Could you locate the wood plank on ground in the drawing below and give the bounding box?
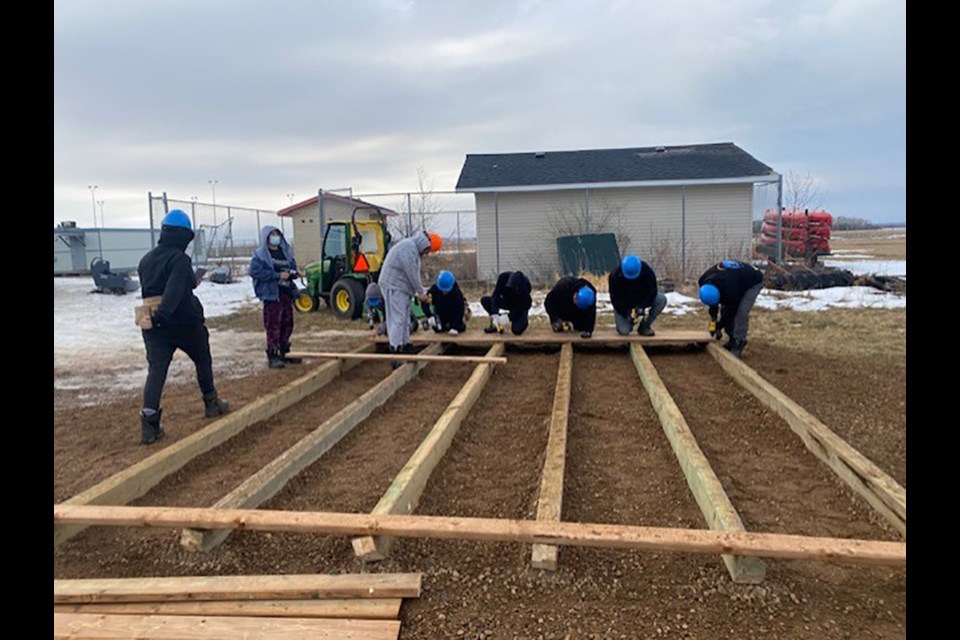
[53,573,421,603]
[54,343,374,548]
[352,344,505,561]
[53,598,402,619]
[375,329,710,346]
[531,343,573,571]
[53,613,400,640]
[706,342,906,537]
[180,343,443,552]
[630,344,767,583]
[287,351,506,365]
[54,505,907,567]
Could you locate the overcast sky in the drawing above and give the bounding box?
[54,0,905,229]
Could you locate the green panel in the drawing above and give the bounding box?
[556,233,621,276]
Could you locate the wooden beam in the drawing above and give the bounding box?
[352,344,505,561]
[375,329,711,346]
[54,505,908,567]
[630,344,767,583]
[53,613,400,640]
[706,343,907,537]
[180,343,443,552]
[53,343,375,549]
[54,573,421,603]
[531,343,573,571]
[53,599,403,619]
[288,351,507,365]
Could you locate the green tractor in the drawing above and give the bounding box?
[294,206,393,319]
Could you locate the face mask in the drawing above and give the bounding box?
[269,235,281,246]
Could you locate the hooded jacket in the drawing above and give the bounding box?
[250,226,299,302]
[608,261,658,317]
[426,281,467,328]
[137,225,205,327]
[698,261,764,330]
[489,271,533,315]
[377,233,431,296]
[544,276,597,333]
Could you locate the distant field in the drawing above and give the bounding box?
[831,227,906,259]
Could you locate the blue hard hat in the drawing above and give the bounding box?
[437,270,456,293]
[699,284,720,306]
[721,260,742,269]
[161,209,192,230]
[621,255,642,280]
[575,286,596,309]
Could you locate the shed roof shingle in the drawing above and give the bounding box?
[455,142,776,191]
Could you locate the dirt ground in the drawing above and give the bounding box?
[53,312,906,638]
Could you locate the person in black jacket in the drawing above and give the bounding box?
[424,270,469,334]
[135,210,230,445]
[480,271,532,335]
[545,276,597,338]
[698,259,765,358]
[609,255,667,337]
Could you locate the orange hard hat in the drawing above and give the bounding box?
[427,232,443,253]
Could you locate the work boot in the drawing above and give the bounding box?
[638,321,656,337]
[203,391,231,418]
[402,343,415,354]
[722,338,735,352]
[389,346,403,370]
[140,409,164,445]
[728,338,747,358]
[280,344,302,365]
[483,323,498,334]
[267,348,286,369]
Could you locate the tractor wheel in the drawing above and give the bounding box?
[330,278,365,320]
[294,293,317,313]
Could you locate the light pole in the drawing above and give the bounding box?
[97,200,105,227]
[286,193,295,205]
[87,185,98,226]
[209,179,218,226]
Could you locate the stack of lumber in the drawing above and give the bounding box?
[53,573,421,639]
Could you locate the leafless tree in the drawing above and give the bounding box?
[391,166,442,239]
[783,169,826,213]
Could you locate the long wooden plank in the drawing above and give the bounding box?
[630,344,767,583]
[53,613,400,640]
[375,328,711,346]
[53,573,421,603]
[54,343,374,549]
[288,351,507,365]
[352,344,505,561]
[706,343,907,537]
[180,343,443,552]
[531,343,573,571]
[54,505,908,567]
[53,599,402,619]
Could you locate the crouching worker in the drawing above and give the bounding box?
[480,271,532,335]
[377,230,442,367]
[135,210,230,445]
[697,259,764,358]
[609,255,667,336]
[424,270,469,335]
[250,226,302,369]
[545,276,597,339]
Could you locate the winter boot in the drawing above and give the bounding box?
[267,348,286,369]
[140,409,165,445]
[280,344,302,365]
[203,391,231,418]
[637,320,656,337]
[728,338,747,358]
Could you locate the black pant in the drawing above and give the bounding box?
[142,323,216,411]
[480,296,530,335]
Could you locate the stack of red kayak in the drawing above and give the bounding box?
[759,209,832,256]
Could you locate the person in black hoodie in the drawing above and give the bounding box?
[424,270,469,334]
[545,276,597,339]
[609,255,667,337]
[480,271,532,335]
[135,210,230,445]
[697,259,765,358]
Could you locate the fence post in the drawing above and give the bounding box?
[494,192,501,274]
[775,174,784,263]
[681,186,687,281]
[406,193,413,236]
[148,192,156,248]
